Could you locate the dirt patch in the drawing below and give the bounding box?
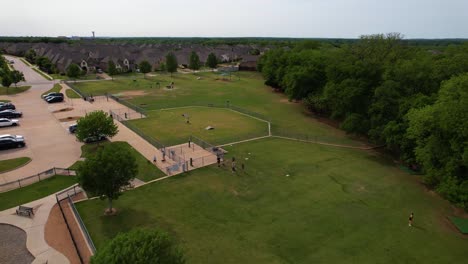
[279,98,297,104]
[214,78,231,82]
[120,90,147,97]
[45,204,81,264]
[52,107,74,113]
[59,116,81,122]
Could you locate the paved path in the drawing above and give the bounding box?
[0,56,82,184]
[0,193,70,264]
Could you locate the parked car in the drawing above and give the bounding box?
[69,124,77,133]
[0,137,25,150]
[0,103,16,111]
[0,134,24,140]
[42,92,64,99]
[46,96,64,103]
[84,135,106,143]
[0,118,19,127]
[0,110,22,118]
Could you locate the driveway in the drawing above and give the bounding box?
[0,56,82,184]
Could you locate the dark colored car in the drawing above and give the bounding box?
[0,137,25,150]
[69,124,77,133]
[42,92,64,99]
[0,103,16,111]
[0,110,23,118]
[84,135,107,143]
[46,96,64,103]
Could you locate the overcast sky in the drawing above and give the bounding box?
[1,0,467,38]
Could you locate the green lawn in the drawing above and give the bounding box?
[74,72,361,146]
[66,89,81,98]
[129,106,269,146]
[0,99,11,103]
[0,157,31,173]
[41,83,62,97]
[75,141,165,182]
[0,86,31,95]
[0,175,77,211]
[76,138,468,263]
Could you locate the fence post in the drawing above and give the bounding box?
[38,174,41,181]
[18,179,21,188]
[53,167,56,175]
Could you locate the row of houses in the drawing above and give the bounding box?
[0,42,264,73]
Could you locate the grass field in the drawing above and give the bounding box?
[72,141,165,182]
[74,72,361,146]
[0,99,11,103]
[32,67,53,80]
[0,175,77,211]
[65,89,81,99]
[0,85,31,95]
[129,106,269,146]
[450,217,468,234]
[76,138,468,263]
[0,157,31,173]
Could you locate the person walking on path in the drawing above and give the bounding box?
[161,149,166,162]
[217,155,221,167]
[408,212,414,227]
[153,155,157,163]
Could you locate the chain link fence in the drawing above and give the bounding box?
[0,167,75,193]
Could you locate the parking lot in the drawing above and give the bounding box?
[0,56,82,184]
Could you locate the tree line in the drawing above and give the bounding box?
[258,34,468,209]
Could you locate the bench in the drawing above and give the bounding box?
[16,206,34,217]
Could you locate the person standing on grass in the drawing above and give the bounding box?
[217,155,221,167]
[408,212,414,227]
[231,157,236,172]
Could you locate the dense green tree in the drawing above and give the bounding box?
[91,229,185,264]
[165,53,178,77]
[78,143,137,213]
[189,51,201,70]
[107,61,117,80]
[10,70,25,87]
[206,52,217,70]
[25,49,37,63]
[139,60,152,78]
[407,73,468,208]
[1,73,12,92]
[66,63,82,81]
[75,110,118,143]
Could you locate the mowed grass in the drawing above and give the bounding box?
[41,83,62,97]
[0,86,31,95]
[74,72,361,146]
[76,138,468,263]
[65,89,81,98]
[0,157,31,173]
[129,106,269,146]
[0,175,77,211]
[74,141,165,182]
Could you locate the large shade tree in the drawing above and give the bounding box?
[10,70,25,87]
[166,53,178,77]
[107,60,117,80]
[91,229,185,264]
[78,143,137,213]
[75,110,118,144]
[188,51,200,70]
[139,60,152,79]
[206,52,217,70]
[66,63,82,82]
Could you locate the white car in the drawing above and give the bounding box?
[0,134,24,140]
[0,118,19,127]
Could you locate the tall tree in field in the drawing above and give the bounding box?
[166,53,178,77]
[66,63,82,82]
[78,143,137,213]
[91,229,185,264]
[1,73,12,94]
[188,51,200,70]
[206,52,218,70]
[25,49,37,63]
[10,70,25,87]
[75,110,118,144]
[139,60,152,79]
[107,61,117,81]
